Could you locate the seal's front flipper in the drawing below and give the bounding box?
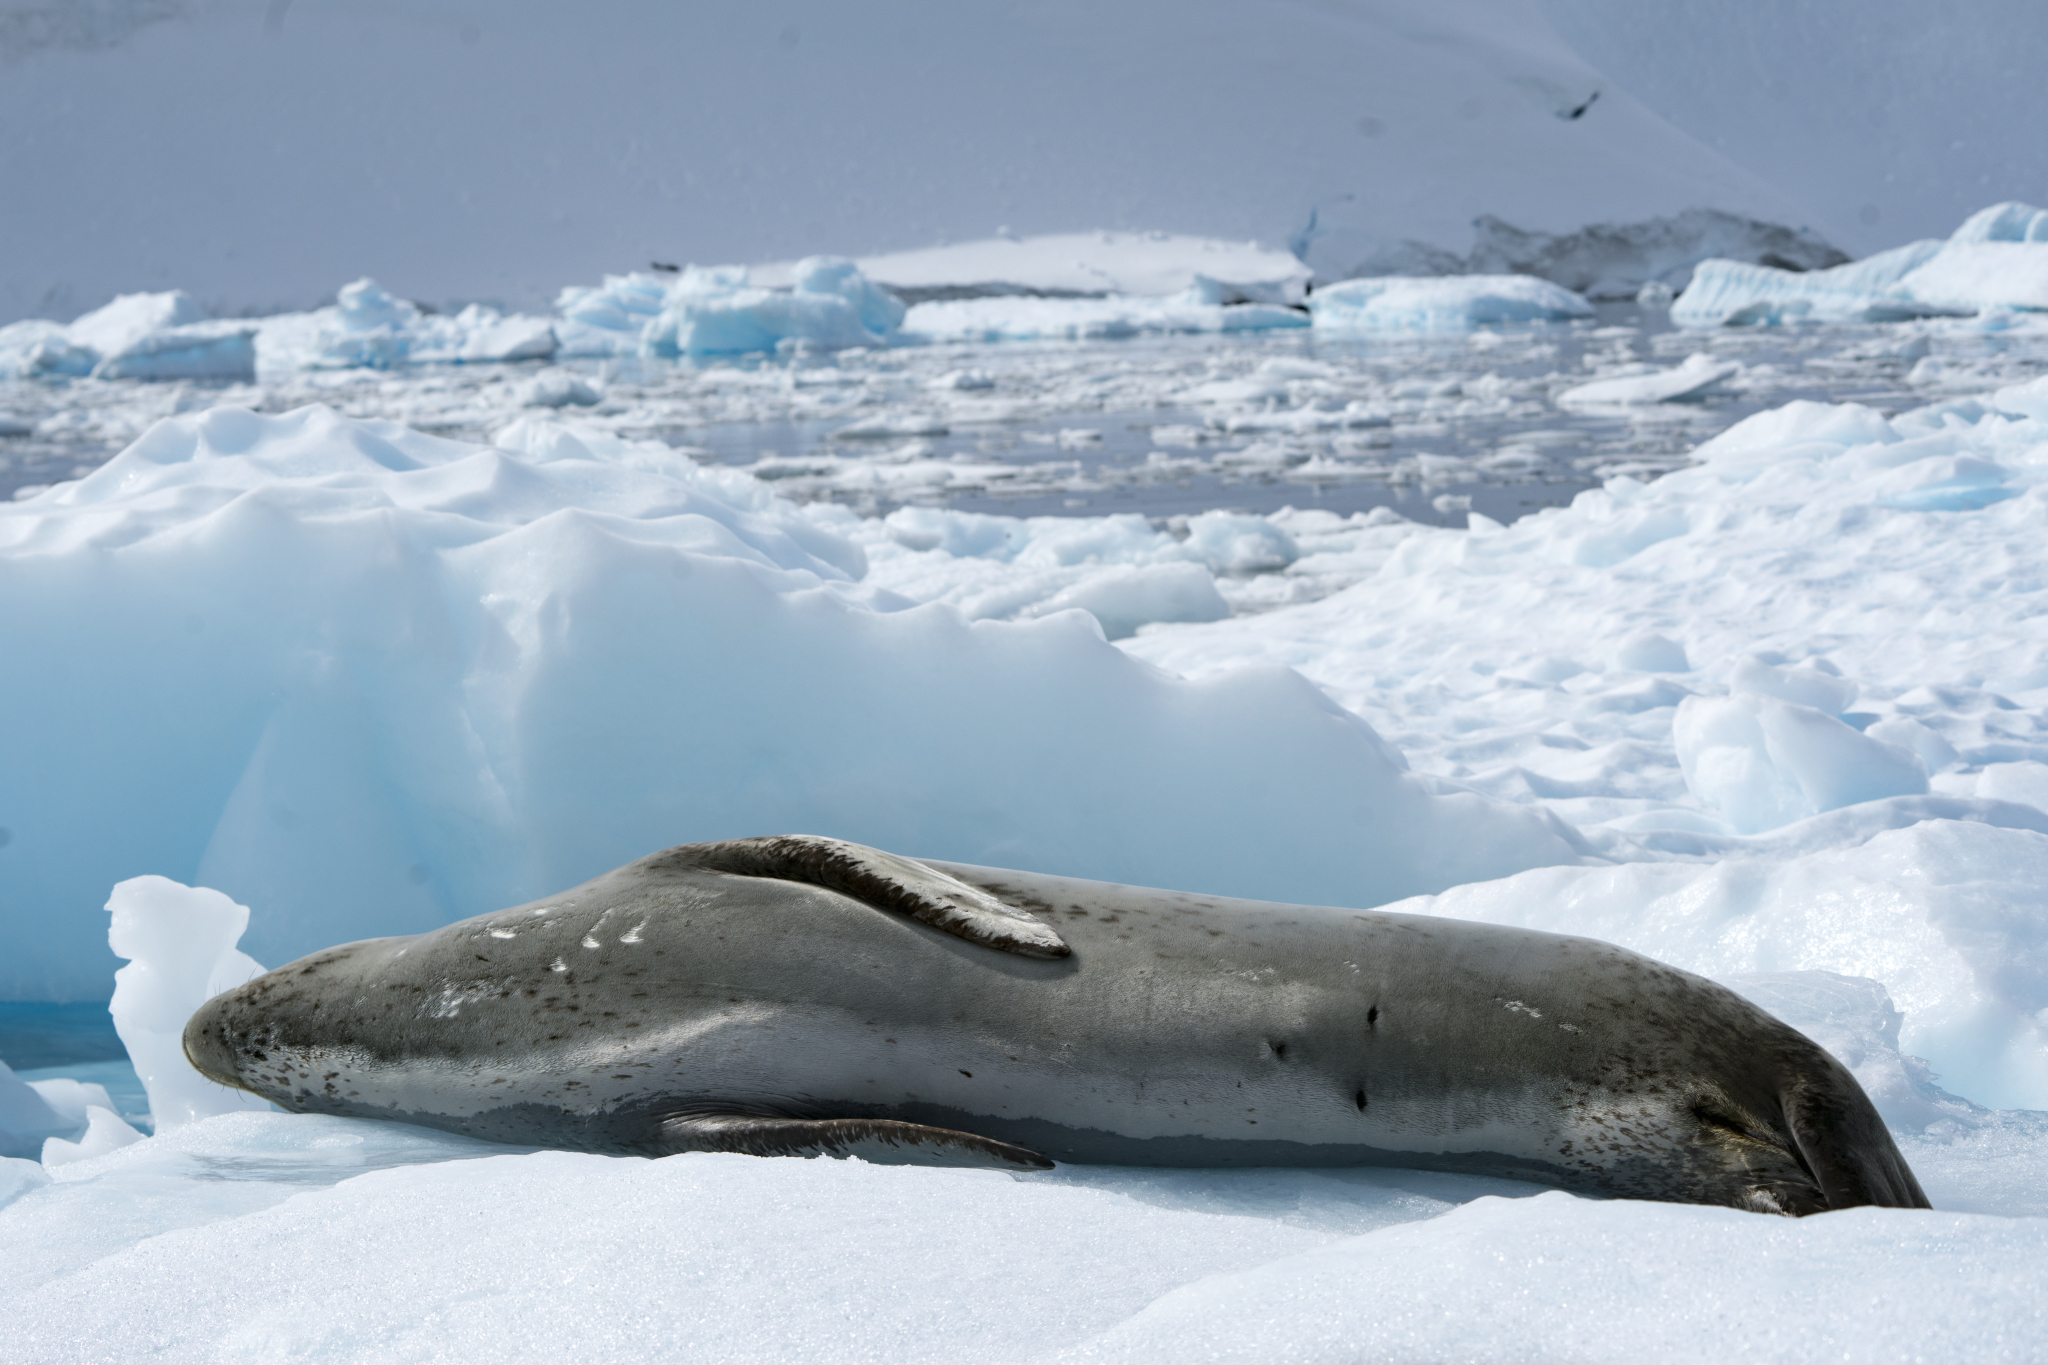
[656,1113,1053,1171]
[673,835,1071,960]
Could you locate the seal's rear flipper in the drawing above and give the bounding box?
[656,1113,1053,1171]
[667,835,1071,960]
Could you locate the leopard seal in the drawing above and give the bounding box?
[183,835,1927,1214]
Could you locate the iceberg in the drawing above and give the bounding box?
[0,291,257,382]
[557,257,906,358]
[255,278,556,372]
[1674,202,2048,326]
[1308,275,1593,333]
[0,283,554,383]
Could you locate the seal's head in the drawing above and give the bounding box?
[1671,1021,1929,1215]
[182,989,248,1091]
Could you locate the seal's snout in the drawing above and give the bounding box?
[182,993,245,1090]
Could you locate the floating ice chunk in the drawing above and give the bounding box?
[1675,691,1928,833]
[616,258,905,357]
[65,290,207,357]
[1897,202,2048,312]
[832,412,950,440]
[39,1105,145,1167]
[792,256,907,338]
[0,319,95,378]
[756,230,1312,302]
[1614,631,1689,673]
[1553,352,1737,406]
[107,876,273,1131]
[902,292,1305,343]
[0,1060,75,1159]
[553,271,670,355]
[1673,240,1946,326]
[1675,202,2048,326]
[411,306,556,365]
[96,321,259,381]
[1308,275,1592,333]
[513,370,601,408]
[10,290,261,381]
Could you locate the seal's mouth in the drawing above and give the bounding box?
[181,995,246,1091]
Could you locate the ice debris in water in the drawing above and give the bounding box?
[107,876,272,1131]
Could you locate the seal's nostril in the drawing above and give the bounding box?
[181,997,244,1089]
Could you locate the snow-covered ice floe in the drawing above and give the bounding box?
[903,280,1309,343]
[1308,273,1594,333]
[1676,201,2048,326]
[0,291,258,383]
[755,230,1314,304]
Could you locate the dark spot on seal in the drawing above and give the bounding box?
[1367,1006,1379,1026]
[959,1070,973,1078]
[1270,1042,1287,1059]
[1354,1089,1367,1111]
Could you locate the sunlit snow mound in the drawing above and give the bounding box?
[0,403,1586,999]
[1676,202,2048,326]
